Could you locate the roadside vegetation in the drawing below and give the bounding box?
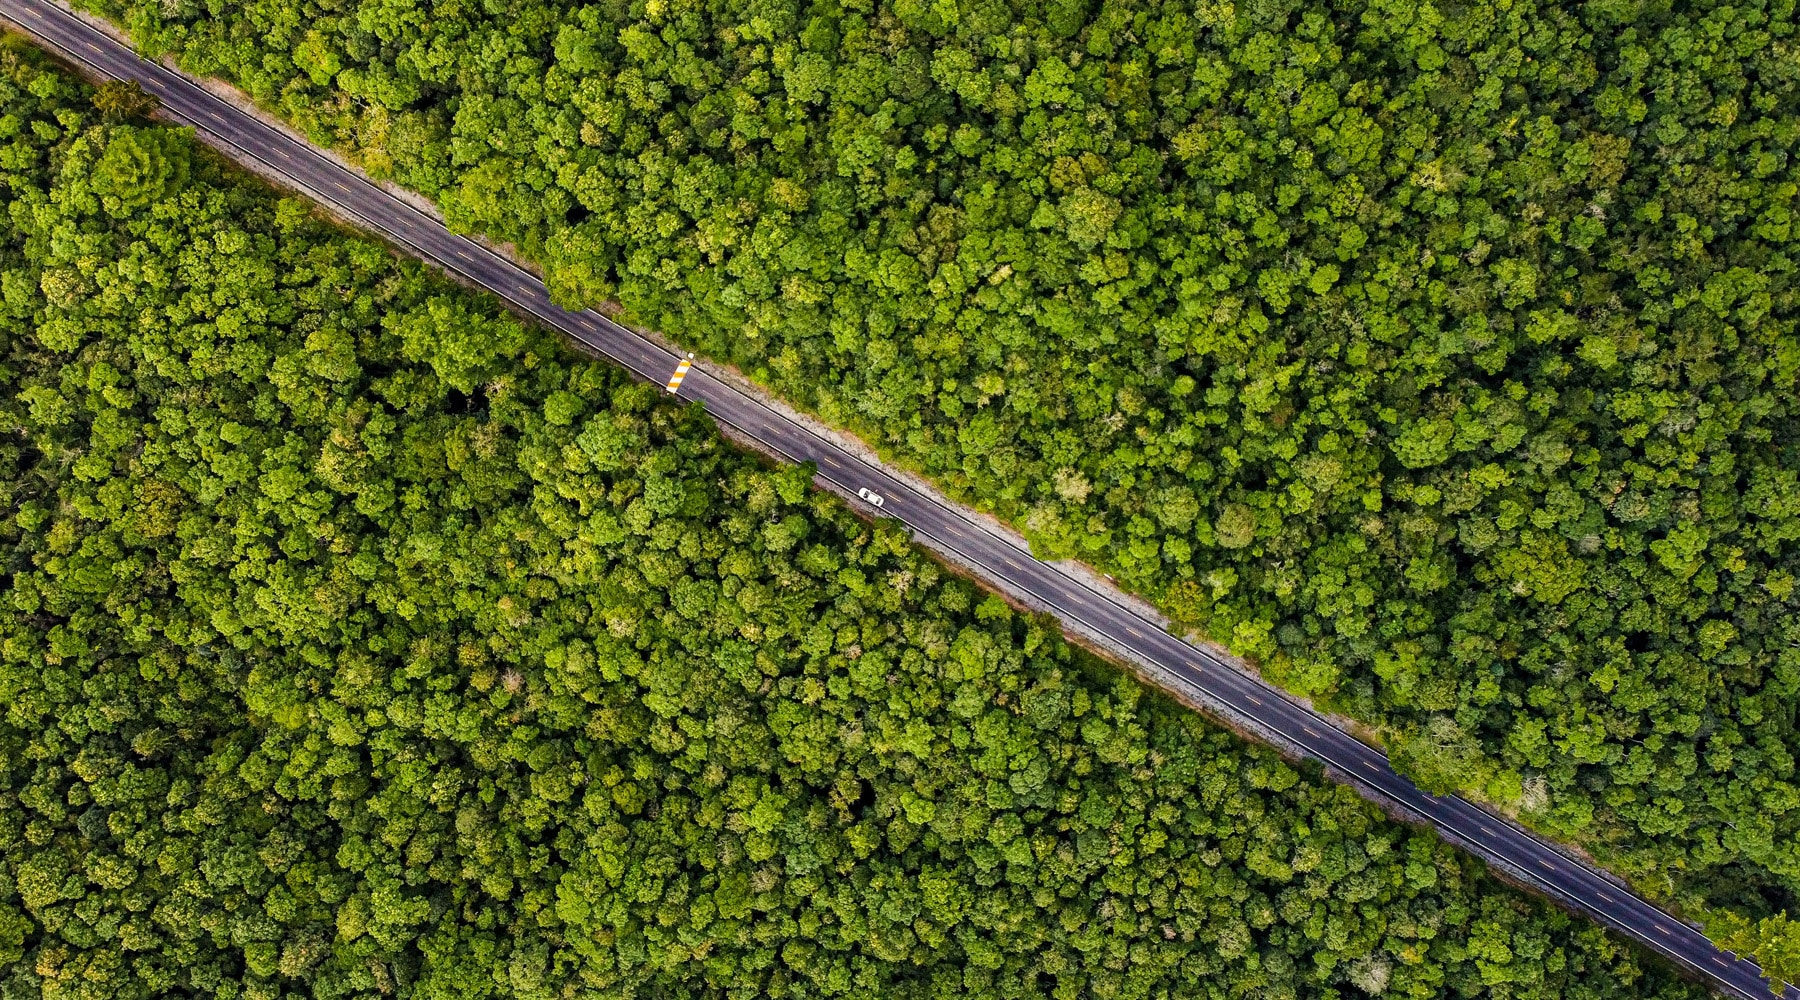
[0,42,1720,999]
[75,0,1800,933]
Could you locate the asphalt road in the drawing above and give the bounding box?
[3,1,1790,996]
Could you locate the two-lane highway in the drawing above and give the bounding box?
[2,1,1789,996]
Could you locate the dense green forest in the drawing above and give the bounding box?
[77,0,1800,920]
[0,43,1723,999]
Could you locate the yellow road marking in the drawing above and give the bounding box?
[664,353,694,394]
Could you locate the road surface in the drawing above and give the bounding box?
[2,1,1788,996]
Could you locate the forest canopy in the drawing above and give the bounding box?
[78,0,1800,920]
[0,41,1718,1000]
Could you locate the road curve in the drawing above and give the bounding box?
[2,1,1789,996]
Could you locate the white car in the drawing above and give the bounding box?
[857,487,885,508]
